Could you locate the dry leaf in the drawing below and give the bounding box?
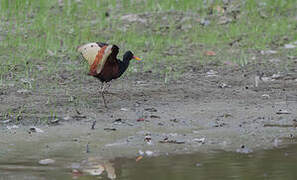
[137,118,145,122]
[136,155,143,162]
[204,51,216,56]
[214,5,225,14]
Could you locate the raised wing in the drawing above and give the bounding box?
[77,42,113,75]
[96,42,108,48]
[77,42,102,66]
[106,45,119,64]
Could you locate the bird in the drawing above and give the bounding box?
[77,42,141,107]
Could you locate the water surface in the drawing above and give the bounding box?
[1,144,297,180]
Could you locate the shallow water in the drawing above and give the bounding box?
[1,144,297,180]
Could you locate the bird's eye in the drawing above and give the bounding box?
[91,45,93,47]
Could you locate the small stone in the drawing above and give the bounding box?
[269,58,281,63]
[71,163,81,169]
[170,119,179,123]
[261,77,272,82]
[120,14,147,24]
[193,138,206,144]
[144,107,157,112]
[29,127,44,133]
[236,145,253,154]
[63,115,71,121]
[158,122,164,126]
[206,70,218,77]
[271,73,282,79]
[200,18,210,26]
[0,120,11,124]
[39,159,55,165]
[104,128,117,131]
[7,125,19,130]
[218,16,232,25]
[83,165,105,176]
[284,44,296,49]
[49,119,60,124]
[276,110,291,114]
[196,163,202,167]
[17,89,30,94]
[262,94,270,99]
[181,24,192,30]
[144,134,152,144]
[145,150,153,156]
[150,115,160,119]
[218,82,231,88]
[261,50,277,55]
[138,150,144,155]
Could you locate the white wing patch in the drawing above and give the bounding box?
[77,42,101,66]
[77,42,113,74]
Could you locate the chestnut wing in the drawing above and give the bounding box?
[77,42,113,74]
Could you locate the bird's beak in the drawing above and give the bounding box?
[133,56,141,61]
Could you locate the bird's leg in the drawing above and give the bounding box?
[100,83,108,108]
[103,82,119,96]
[106,82,112,91]
[103,81,126,99]
[102,82,112,94]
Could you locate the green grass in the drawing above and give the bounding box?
[0,0,297,124]
[0,0,297,84]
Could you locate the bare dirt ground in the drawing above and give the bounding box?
[1,62,297,162]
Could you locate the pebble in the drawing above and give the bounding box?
[145,150,154,156]
[193,138,206,144]
[196,163,202,167]
[29,127,44,133]
[39,159,55,165]
[284,44,296,49]
[7,125,19,130]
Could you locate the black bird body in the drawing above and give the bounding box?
[77,42,141,107]
[78,42,139,82]
[94,44,133,83]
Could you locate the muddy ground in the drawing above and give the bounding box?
[1,61,297,163]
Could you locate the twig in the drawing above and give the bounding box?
[91,120,96,130]
[86,143,90,153]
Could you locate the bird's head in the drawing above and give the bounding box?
[123,51,141,61]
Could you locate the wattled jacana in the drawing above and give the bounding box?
[77,42,141,107]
